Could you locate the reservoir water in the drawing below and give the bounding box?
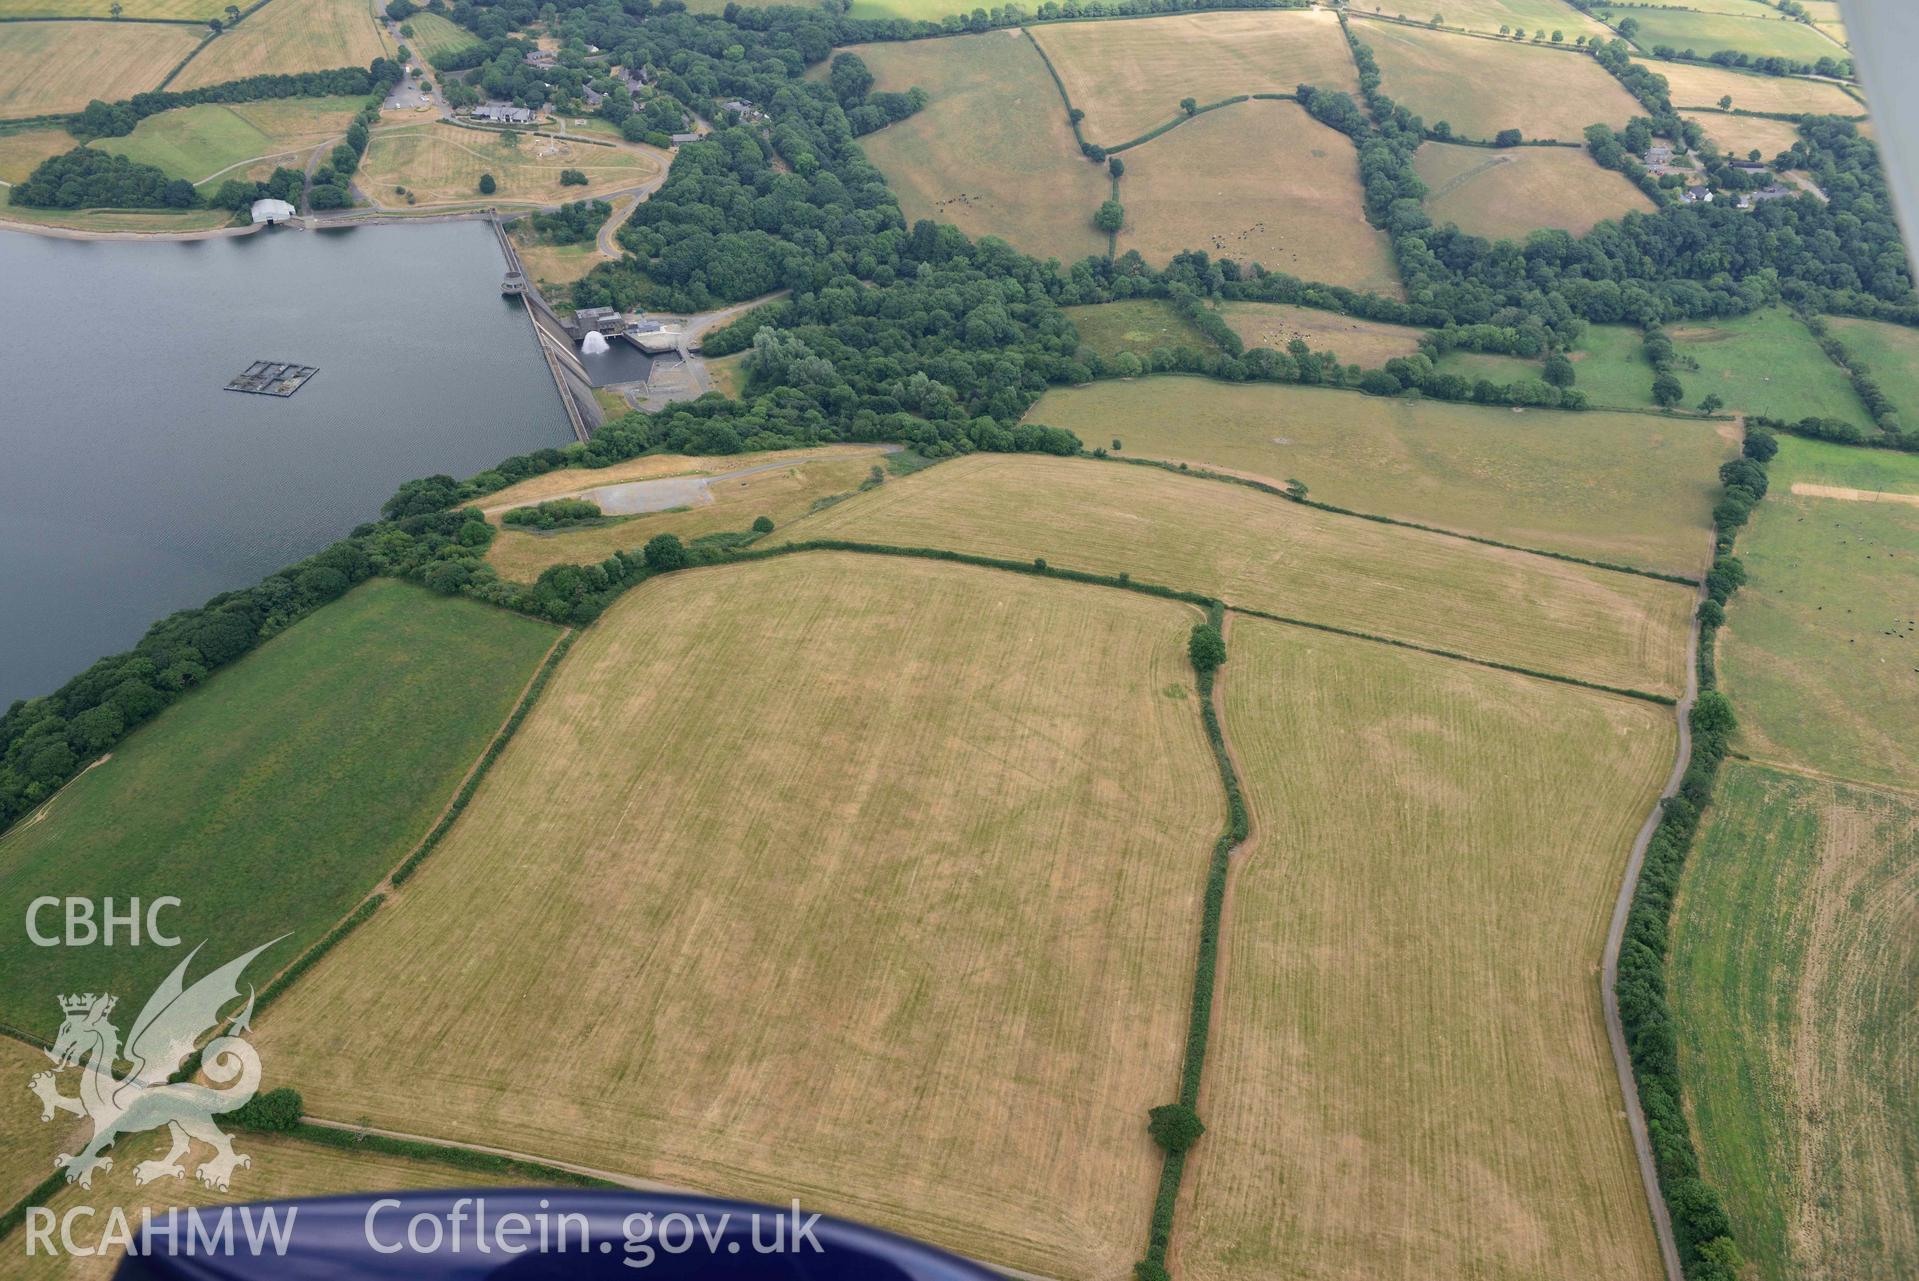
[0,221,574,706]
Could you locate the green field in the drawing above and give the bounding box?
[844,0,973,17]
[0,580,558,1037]
[837,33,1108,265]
[1829,316,1919,428]
[1671,762,1919,1281]
[93,96,363,187]
[1669,308,1871,426]
[779,452,1697,694]
[256,554,1220,1281]
[1570,323,1661,408]
[1619,8,1846,62]
[1065,298,1216,358]
[1431,348,1543,384]
[1410,0,1611,38]
[402,11,479,67]
[1416,139,1657,239]
[1355,17,1643,141]
[1717,436,1919,787]
[1026,378,1730,575]
[1178,618,1670,1281]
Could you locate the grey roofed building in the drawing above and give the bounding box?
[250,197,296,224]
[473,103,535,124]
[573,306,625,335]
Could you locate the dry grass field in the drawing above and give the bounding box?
[0,0,219,14]
[1416,140,1657,239]
[1027,379,1728,575]
[0,1037,56,1211]
[484,447,900,581]
[0,21,201,118]
[171,0,389,91]
[780,454,1695,694]
[0,204,232,231]
[403,10,481,67]
[0,126,75,185]
[1717,437,1919,789]
[1118,101,1402,293]
[1029,9,1358,145]
[1681,110,1810,163]
[16,1134,524,1280]
[1671,763,1919,1281]
[358,122,664,208]
[1218,301,1426,365]
[1066,298,1219,357]
[1355,19,1643,140]
[1177,618,1670,1281]
[1639,58,1863,114]
[839,33,1107,264]
[255,554,1220,1280]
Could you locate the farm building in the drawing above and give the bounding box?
[1644,144,1674,167]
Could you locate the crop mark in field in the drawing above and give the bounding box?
[1427,152,1514,201]
[1790,482,1919,507]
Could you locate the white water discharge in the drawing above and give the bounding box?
[581,331,610,355]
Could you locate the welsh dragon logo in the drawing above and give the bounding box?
[29,938,282,1191]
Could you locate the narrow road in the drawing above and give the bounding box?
[1600,536,1708,1281]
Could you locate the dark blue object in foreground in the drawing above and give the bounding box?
[111,1189,1003,1280]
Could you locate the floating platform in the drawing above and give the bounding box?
[225,360,318,397]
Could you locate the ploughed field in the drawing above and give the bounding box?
[1178,618,1671,1281]
[254,554,1223,1281]
[779,453,1696,695]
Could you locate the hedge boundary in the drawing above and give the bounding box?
[1102,453,1702,586]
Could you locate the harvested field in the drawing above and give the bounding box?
[171,0,389,91]
[840,33,1107,264]
[484,447,903,581]
[1066,298,1216,358]
[1029,9,1357,145]
[1177,618,1670,1281]
[15,1133,525,1280]
[0,0,219,14]
[0,125,75,185]
[1717,436,1919,788]
[1672,763,1919,1281]
[94,95,363,187]
[1668,308,1871,428]
[1620,9,1844,62]
[1355,18,1642,140]
[255,554,1221,1280]
[1828,316,1919,428]
[1029,379,1727,575]
[0,21,201,118]
[0,580,558,1037]
[1639,58,1863,114]
[403,11,480,67]
[780,452,1696,693]
[358,121,664,207]
[1217,301,1425,366]
[1681,110,1809,163]
[1416,140,1656,239]
[1117,100,1401,294]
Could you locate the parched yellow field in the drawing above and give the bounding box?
[255,554,1222,1281]
[1178,618,1670,1281]
[0,21,201,118]
[780,454,1695,695]
[843,33,1108,264]
[359,122,664,207]
[0,1036,56,1211]
[1682,110,1810,163]
[0,125,74,184]
[171,0,389,91]
[484,447,901,581]
[1671,763,1919,1281]
[1639,57,1863,114]
[1031,8,1358,145]
[0,0,219,14]
[1416,140,1657,239]
[1028,379,1728,575]
[1218,301,1426,366]
[16,1133,524,1280]
[1118,101,1401,293]
[1356,18,1643,141]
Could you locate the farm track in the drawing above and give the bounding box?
[1600,535,1707,1281]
